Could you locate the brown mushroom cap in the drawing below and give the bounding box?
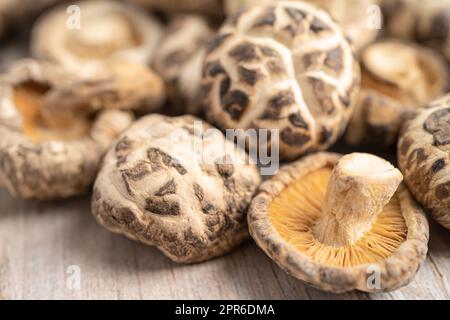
[398,94,450,229]
[202,2,360,160]
[0,59,133,199]
[43,60,166,115]
[0,0,63,37]
[345,40,448,147]
[223,0,380,53]
[126,0,223,18]
[382,0,450,61]
[249,152,429,293]
[92,114,261,263]
[153,15,214,114]
[31,0,163,76]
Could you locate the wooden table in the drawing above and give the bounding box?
[0,189,448,300]
[0,31,449,301]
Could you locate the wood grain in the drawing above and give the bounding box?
[0,189,448,300]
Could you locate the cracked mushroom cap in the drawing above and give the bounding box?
[201,1,360,160]
[382,0,450,61]
[153,15,214,114]
[31,0,163,76]
[249,152,429,293]
[304,0,381,53]
[223,0,380,53]
[92,114,261,263]
[398,94,450,229]
[0,59,133,199]
[345,40,449,147]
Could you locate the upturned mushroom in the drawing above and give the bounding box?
[31,0,163,76]
[249,152,429,292]
[0,59,133,199]
[223,0,381,52]
[153,15,214,114]
[202,1,360,160]
[345,40,448,147]
[92,114,261,263]
[382,0,450,61]
[398,94,450,229]
[43,60,166,115]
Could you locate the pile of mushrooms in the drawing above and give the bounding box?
[2,0,450,294]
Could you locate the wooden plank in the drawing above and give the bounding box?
[0,190,448,300]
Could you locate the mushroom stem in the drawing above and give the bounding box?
[314,153,403,247]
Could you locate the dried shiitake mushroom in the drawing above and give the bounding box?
[0,59,133,199]
[398,94,450,229]
[0,0,63,37]
[44,60,166,115]
[126,0,223,17]
[382,0,450,61]
[345,40,448,147]
[92,114,261,263]
[202,1,360,160]
[31,0,163,76]
[223,0,380,52]
[153,15,213,114]
[249,152,429,293]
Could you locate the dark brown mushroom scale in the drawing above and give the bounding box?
[398,94,450,229]
[201,1,360,160]
[92,114,261,263]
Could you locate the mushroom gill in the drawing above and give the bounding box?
[268,157,407,268]
[12,81,91,142]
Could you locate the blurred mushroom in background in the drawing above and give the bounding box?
[153,14,214,115]
[126,0,223,18]
[31,0,163,76]
[382,0,450,61]
[345,40,449,148]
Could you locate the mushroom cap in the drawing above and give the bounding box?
[202,1,360,160]
[248,152,429,293]
[153,15,214,114]
[382,0,450,61]
[223,0,380,53]
[126,0,223,17]
[398,94,450,229]
[31,0,163,76]
[305,0,381,52]
[345,40,448,147]
[43,60,166,115]
[0,59,134,199]
[92,114,261,263]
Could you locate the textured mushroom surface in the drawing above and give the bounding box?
[249,152,429,293]
[0,59,134,199]
[92,114,261,263]
[31,0,163,76]
[0,0,63,37]
[126,0,223,17]
[153,15,213,114]
[223,0,380,52]
[202,1,360,160]
[43,60,166,115]
[382,0,450,61]
[398,94,450,229]
[345,40,448,147]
